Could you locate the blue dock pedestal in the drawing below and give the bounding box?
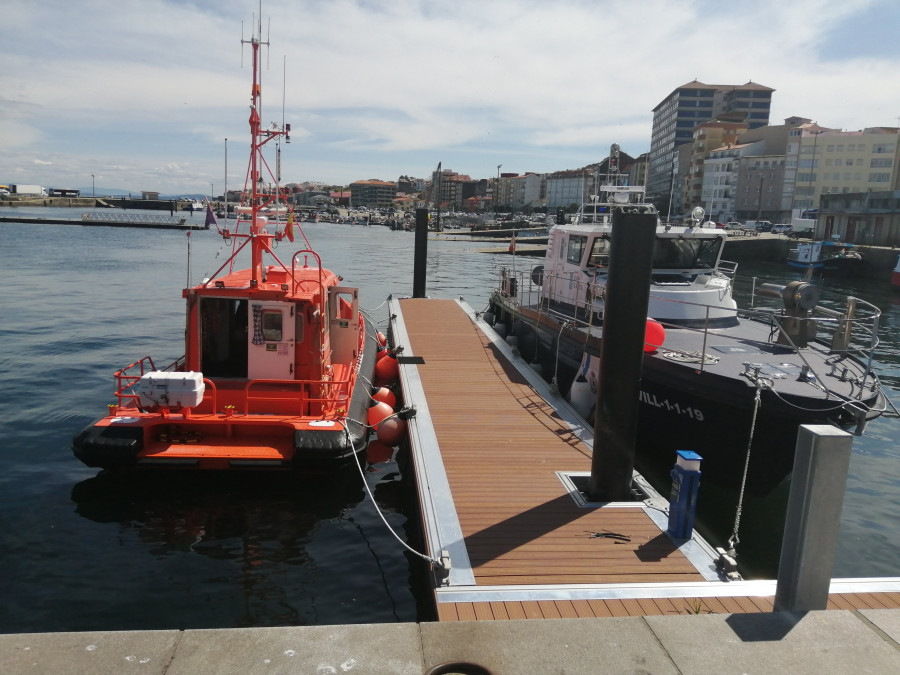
[667,450,703,540]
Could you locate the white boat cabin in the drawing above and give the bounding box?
[539,202,738,326]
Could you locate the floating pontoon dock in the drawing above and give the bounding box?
[389,296,900,620]
[0,213,199,229]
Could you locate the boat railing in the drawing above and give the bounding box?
[243,374,353,416]
[498,263,738,331]
[717,259,739,280]
[291,249,325,309]
[243,379,310,415]
[113,356,157,409]
[748,285,882,389]
[495,265,883,388]
[113,356,354,417]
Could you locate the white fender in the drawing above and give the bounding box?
[568,375,594,419]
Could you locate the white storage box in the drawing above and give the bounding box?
[138,371,205,408]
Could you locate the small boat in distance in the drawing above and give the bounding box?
[787,239,866,277]
[486,144,888,496]
[73,15,378,471]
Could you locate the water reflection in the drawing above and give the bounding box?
[70,463,417,628]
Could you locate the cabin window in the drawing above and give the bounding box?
[566,235,587,265]
[588,237,610,267]
[261,310,283,341]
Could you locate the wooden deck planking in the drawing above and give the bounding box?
[397,298,900,620]
[398,298,702,591]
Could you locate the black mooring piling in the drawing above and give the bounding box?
[588,210,658,502]
[413,207,429,298]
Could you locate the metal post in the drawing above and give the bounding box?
[588,211,657,502]
[413,207,429,298]
[774,424,852,612]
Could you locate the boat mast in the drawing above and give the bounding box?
[245,15,267,283]
[224,137,227,223]
[211,4,297,289]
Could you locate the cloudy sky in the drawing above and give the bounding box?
[2,0,898,195]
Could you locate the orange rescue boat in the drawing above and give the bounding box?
[73,17,378,471]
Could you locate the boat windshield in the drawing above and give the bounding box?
[653,237,722,271]
[588,236,611,267]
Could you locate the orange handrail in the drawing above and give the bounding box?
[113,356,156,409]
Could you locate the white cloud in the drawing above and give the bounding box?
[1,0,897,191]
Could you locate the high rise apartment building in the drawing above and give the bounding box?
[648,80,774,204]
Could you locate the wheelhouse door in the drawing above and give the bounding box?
[248,302,296,380]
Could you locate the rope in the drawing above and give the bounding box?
[584,282,597,351]
[532,288,546,365]
[550,320,571,395]
[362,298,390,315]
[727,376,771,555]
[343,415,443,569]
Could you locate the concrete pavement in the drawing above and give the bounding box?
[2,609,900,674]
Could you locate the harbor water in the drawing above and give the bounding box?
[1,208,898,633]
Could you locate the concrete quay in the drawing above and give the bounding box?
[3,609,900,674]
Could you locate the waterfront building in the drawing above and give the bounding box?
[803,127,900,210]
[700,142,761,223]
[496,172,543,211]
[292,190,332,207]
[349,179,397,209]
[628,153,649,192]
[819,190,900,246]
[648,80,774,204]
[545,150,637,212]
[432,169,475,211]
[666,144,692,222]
[683,120,749,217]
[736,152,786,223]
[545,169,590,211]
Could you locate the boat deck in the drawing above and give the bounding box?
[390,297,900,621]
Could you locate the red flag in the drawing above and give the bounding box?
[508,232,516,253]
[284,212,295,242]
[205,204,218,230]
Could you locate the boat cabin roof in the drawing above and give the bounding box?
[552,221,722,237]
[186,264,336,303]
